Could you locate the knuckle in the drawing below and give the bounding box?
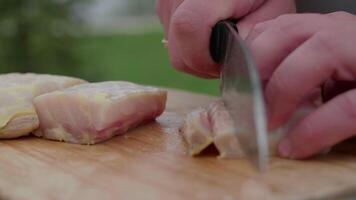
[312,32,335,54]
[331,11,350,16]
[244,0,264,12]
[267,15,302,35]
[171,9,200,35]
[251,21,270,35]
[328,11,354,19]
[247,20,274,45]
[274,13,295,24]
[269,74,291,97]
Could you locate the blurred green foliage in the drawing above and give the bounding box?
[76,32,219,95]
[0,0,84,74]
[122,0,156,16]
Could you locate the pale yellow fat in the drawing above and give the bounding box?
[0,84,35,94]
[92,92,108,102]
[46,127,94,145]
[47,127,71,142]
[0,105,36,130]
[0,74,87,139]
[0,114,39,138]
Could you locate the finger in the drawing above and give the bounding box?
[246,14,326,80]
[156,0,184,38]
[170,0,265,76]
[278,89,356,159]
[327,11,356,21]
[266,33,341,129]
[168,33,216,78]
[238,0,296,39]
[245,19,274,45]
[156,0,212,77]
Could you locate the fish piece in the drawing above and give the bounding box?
[208,100,245,158]
[0,73,87,138]
[180,108,213,156]
[181,100,286,158]
[182,99,319,158]
[180,101,240,158]
[33,81,167,144]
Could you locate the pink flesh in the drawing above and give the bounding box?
[208,100,245,158]
[180,108,213,156]
[33,81,167,144]
[182,100,287,158]
[0,73,87,138]
[181,100,243,157]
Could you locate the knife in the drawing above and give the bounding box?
[210,20,269,171]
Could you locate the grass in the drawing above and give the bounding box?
[0,31,220,95]
[75,31,219,96]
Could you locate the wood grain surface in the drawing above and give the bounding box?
[0,89,356,200]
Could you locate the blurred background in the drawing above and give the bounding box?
[2,1,350,96]
[0,0,219,95]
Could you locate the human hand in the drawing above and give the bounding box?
[246,12,356,159]
[156,0,296,78]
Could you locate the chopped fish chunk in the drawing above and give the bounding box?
[33,81,167,144]
[0,73,87,138]
[208,100,245,158]
[181,100,286,158]
[180,108,213,156]
[181,100,244,158]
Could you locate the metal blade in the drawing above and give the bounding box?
[220,22,269,171]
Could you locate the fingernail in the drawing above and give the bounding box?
[278,139,292,158]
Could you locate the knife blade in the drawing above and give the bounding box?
[210,20,269,171]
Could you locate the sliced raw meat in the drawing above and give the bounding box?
[33,81,167,144]
[208,100,245,158]
[0,73,87,138]
[180,108,213,156]
[181,100,244,158]
[181,99,316,158]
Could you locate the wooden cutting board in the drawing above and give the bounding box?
[0,89,356,200]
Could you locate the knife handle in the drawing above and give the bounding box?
[210,19,238,63]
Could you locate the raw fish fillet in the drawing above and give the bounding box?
[33,81,167,144]
[0,73,87,138]
[180,108,213,156]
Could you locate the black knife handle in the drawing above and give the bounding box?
[210,19,238,64]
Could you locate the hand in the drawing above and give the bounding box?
[156,0,296,78]
[246,12,356,159]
